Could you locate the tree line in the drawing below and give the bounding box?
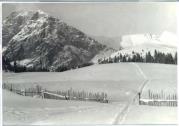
[98,50,177,65]
[3,50,177,73]
[2,56,94,73]
[2,57,48,72]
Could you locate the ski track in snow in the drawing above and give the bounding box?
[113,63,149,124]
[132,63,147,80]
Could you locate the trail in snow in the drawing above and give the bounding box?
[132,63,147,80]
[112,63,149,124]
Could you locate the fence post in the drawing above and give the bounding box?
[138,92,141,105]
[21,89,25,96]
[10,84,13,91]
[2,83,5,89]
[41,90,44,99]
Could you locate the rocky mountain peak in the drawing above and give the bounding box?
[3,10,109,72]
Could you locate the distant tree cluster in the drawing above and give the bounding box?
[2,55,94,73]
[2,56,14,72]
[2,56,49,73]
[98,50,177,65]
[55,62,94,72]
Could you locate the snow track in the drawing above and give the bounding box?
[131,63,147,80]
[113,63,149,124]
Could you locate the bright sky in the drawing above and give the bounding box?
[2,3,177,37]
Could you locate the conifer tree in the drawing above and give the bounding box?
[154,50,158,63]
[174,52,177,64]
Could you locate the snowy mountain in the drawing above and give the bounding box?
[111,43,177,59]
[97,32,177,64]
[111,32,177,58]
[2,10,111,71]
[120,32,178,48]
[159,31,178,47]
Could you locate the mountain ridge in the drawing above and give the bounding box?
[3,10,113,71]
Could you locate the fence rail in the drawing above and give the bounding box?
[139,89,177,107]
[2,83,108,103]
[139,99,177,107]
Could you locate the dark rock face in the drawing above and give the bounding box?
[3,10,106,71]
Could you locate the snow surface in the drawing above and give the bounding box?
[159,31,178,47]
[3,63,177,124]
[123,105,177,124]
[120,31,178,48]
[103,31,177,63]
[137,63,177,98]
[3,63,144,102]
[111,42,177,59]
[110,43,177,58]
[3,90,124,125]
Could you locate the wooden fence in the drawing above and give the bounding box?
[139,90,177,107]
[2,83,42,97]
[42,90,108,103]
[139,98,177,107]
[2,83,108,103]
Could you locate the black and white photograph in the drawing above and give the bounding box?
[1,2,178,125]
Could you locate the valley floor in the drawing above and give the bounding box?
[2,63,177,125]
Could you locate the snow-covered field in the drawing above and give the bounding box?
[2,63,177,125]
[3,90,125,125]
[138,63,177,97]
[3,63,144,102]
[123,105,177,124]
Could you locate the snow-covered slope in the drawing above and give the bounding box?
[111,43,177,59]
[120,31,178,48]
[3,63,177,101]
[110,31,177,59]
[159,31,178,47]
[3,10,108,71]
[3,63,177,124]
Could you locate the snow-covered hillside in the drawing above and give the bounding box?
[111,43,177,59]
[3,63,177,102]
[107,31,178,61]
[3,63,177,124]
[120,31,178,48]
[159,31,178,47]
[3,63,144,102]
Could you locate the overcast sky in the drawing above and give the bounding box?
[2,3,177,37]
